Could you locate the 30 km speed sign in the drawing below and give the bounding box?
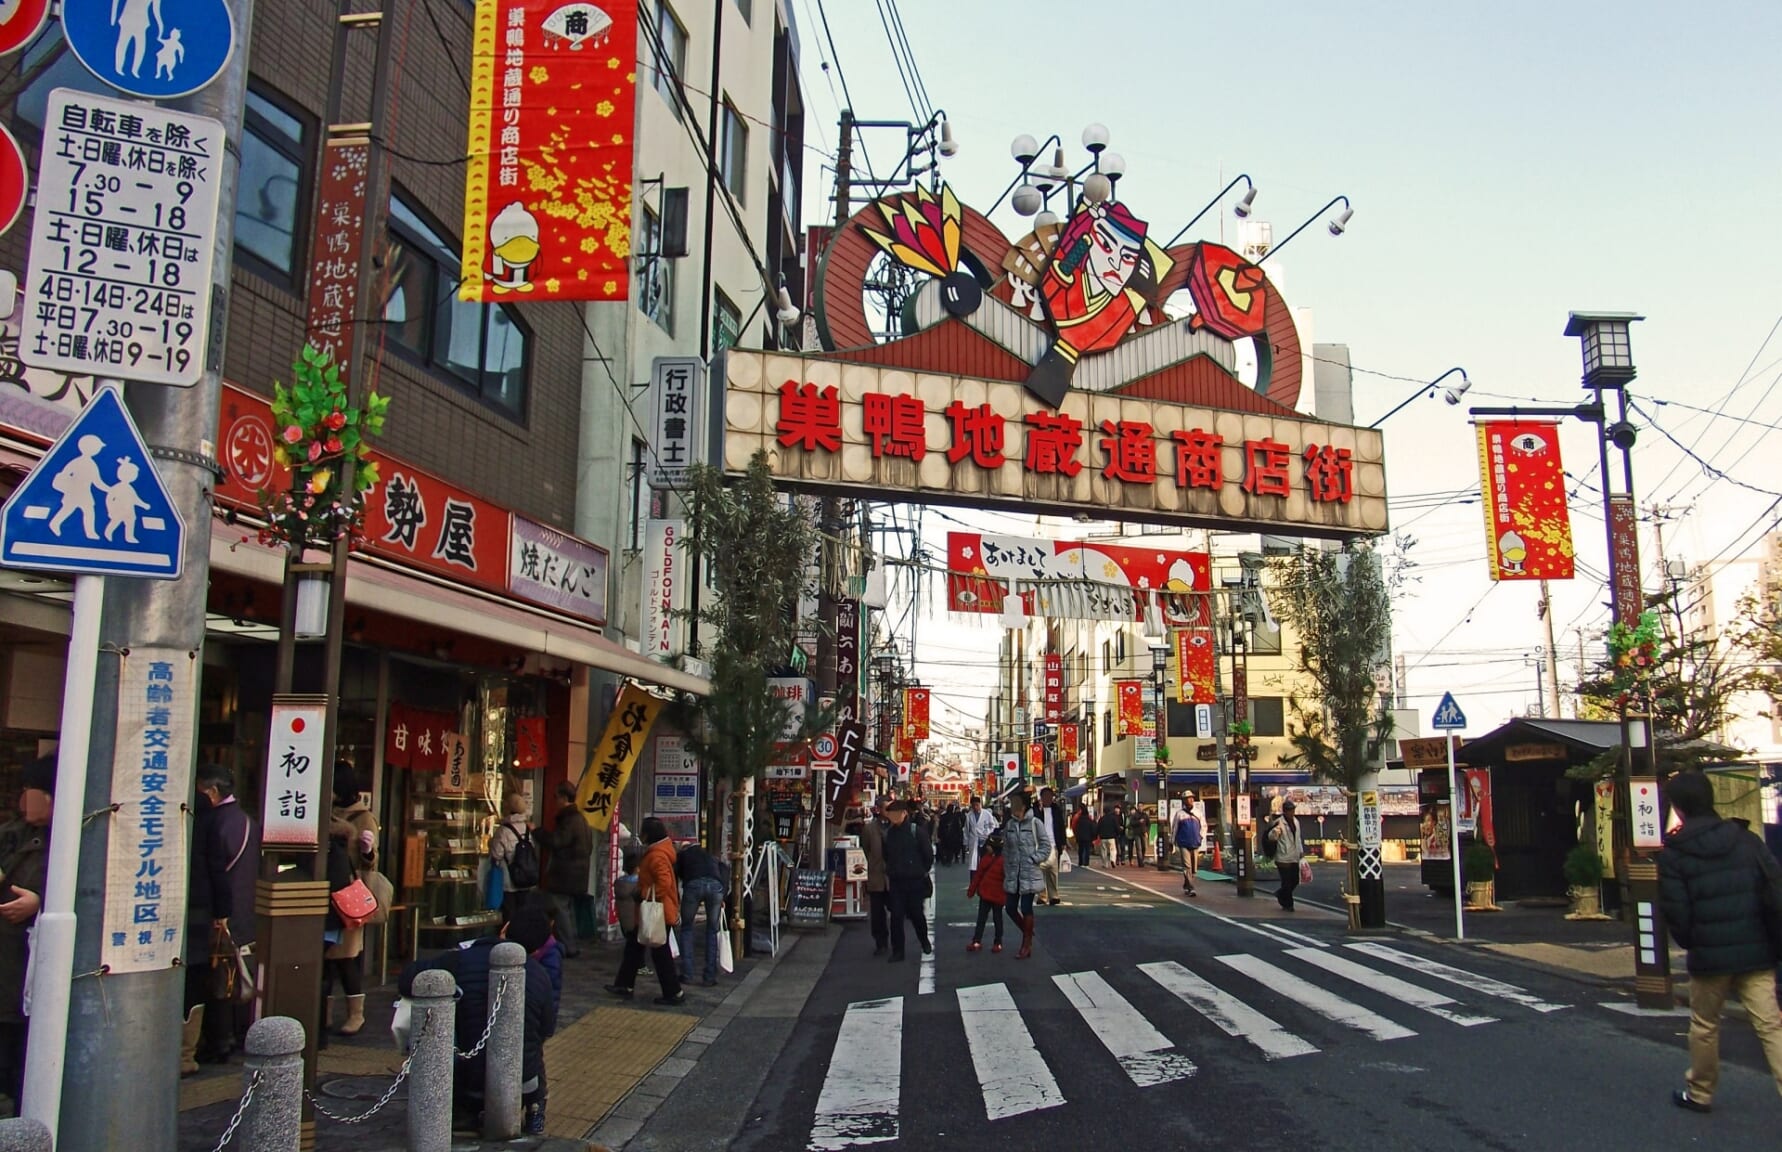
[20,89,225,387]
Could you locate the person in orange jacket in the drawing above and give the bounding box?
[966,833,1007,953]
[605,818,683,1005]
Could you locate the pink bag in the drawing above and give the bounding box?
[331,878,378,930]
[1299,859,1314,886]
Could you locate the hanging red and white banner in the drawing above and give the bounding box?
[946,532,1209,623]
[1116,680,1147,736]
[1043,653,1063,721]
[1175,624,1216,704]
[903,687,931,741]
[1059,722,1080,763]
[1475,421,1575,582]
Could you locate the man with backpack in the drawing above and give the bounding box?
[1173,804,1204,896]
[491,792,542,917]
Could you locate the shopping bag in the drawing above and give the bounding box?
[1059,852,1073,875]
[481,859,505,911]
[391,997,413,1051]
[1299,859,1314,885]
[639,896,668,947]
[717,928,734,974]
[668,929,681,960]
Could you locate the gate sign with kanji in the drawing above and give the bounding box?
[20,89,226,387]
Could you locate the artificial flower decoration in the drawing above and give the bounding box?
[1604,610,1662,707]
[255,344,391,550]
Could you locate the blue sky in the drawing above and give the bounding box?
[800,0,1782,734]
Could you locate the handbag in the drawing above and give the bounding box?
[717,928,735,974]
[208,923,256,1005]
[1299,859,1314,885]
[364,869,394,927]
[483,859,505,911]
[638,896,668,947]
[331,877,378,930]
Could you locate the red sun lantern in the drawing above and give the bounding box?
[1185,243,1268,341]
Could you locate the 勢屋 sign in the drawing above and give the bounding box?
[575,683,663,831]
[461,0,638,303]
[723,352,1388,539]
[1475,420,1574,581]
[101,646,195,974]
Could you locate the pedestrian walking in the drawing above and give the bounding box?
[1657,771,1782,1113]
[859,797,891,956]
[605,848,643,988]
[1036,787,1068,905]
[1097,804,1122,867]
[1173,804,1204,895]
[322,762,378,1037]
[1002,789,1053,959]
[0,756,51,1114]
[543,781,593,957]
[1262,797,1304,910]
[963,795,997,880]
[883,800,933,962]
[609,818,685,1005]
[184,762,258,1072]
[675,839,726,987]
[490,791,541,918]
[966,833,1006,953]
[1072,802,1097,867]
[1126,804,1148,868]
[939,803,964,866]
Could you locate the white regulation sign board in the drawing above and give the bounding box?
[21,88,225,386]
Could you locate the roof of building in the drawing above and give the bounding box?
[1455,717,1621,765]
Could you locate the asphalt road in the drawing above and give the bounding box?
[728,860,1782,1152]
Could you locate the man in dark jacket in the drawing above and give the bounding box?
[1036,787,1068,905]
[675,840,727,986]
[185,762,258,1069]
[882,801,933,961]
[0,756,51,1115]
[544,782,593,957]
[1657,770,1782,1113]
[859,798,890,955]
[401,904,558,1132]
[1097,804,1123,867]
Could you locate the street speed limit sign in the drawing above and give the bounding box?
[813,733,838,760]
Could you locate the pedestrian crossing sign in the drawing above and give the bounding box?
[0,386,185,579]
[1431,692,1467,730]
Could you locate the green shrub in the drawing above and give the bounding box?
[1563,842,1605,888]
[1463,840,1496,883]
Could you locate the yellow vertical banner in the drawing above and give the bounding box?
[575,682,664,831]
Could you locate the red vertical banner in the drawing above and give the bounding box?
[462,0,640,303]
[304,141,370,379]
[1460,769,1495,854]
[1043,653,1063,721]
[514,716,549,769]
[1117,680,1146,735]
[1607,495,1644,625]
[1175,628,1216,704]
[383,703,412,769]
[1028,742,1045,773]
[894,732,915,766]
[903,687,931,740]
[1059,722,1079,763]
[1476,420,1575,581]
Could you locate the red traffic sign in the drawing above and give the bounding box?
[813,733,838,760]
[0,0,51,57]
[0,124,25,237]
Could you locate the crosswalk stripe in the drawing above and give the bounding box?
[1217,953,1418,1041]
[1345,943,1568,1013]
[1138,960,1319,1060]
[809,997,903,1150]
[1054,971,1198,1087]
[1285,948,1497,1026]
[957,983,1067,1120]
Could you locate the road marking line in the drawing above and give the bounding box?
[1249,920,1329,949]
[1086,864,1330,947]
[1285,948,1497,1026]
[1138,960,1318,1060]
[809,997,902,1150]
[957,983,1066,1120]
[1345,943,1568,1013]
[1216,953,1417,1041]
[1053,971,1197,1087]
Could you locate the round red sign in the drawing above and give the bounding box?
[0,124,24,237]
[0,0,52,58]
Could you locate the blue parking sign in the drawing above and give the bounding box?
[62,0,237,100]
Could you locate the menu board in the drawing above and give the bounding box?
[787,868,833,927]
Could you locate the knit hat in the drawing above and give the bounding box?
[20,755,55,796]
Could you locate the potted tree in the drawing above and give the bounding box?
[1463,840,1500,911]
[1563,842,1610,920]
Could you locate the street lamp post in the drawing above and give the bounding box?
[1367,367,1472,429]
[1149,640,1170,871]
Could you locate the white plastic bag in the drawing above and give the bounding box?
[1059,852,1073,875]
[391,997,412,1051]
[717,928,734,974]
[639,897,668,947]
[668,929,680,959]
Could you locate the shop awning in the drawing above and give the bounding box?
[1063,773,1129,799]
[1141,770,1311,786]
[209,527,710,696]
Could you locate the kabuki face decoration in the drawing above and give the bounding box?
[1085,211,1145,294]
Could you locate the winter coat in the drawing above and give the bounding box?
[883,821,933,882]
[615,872,640,935]
[0,821,47,1024]
[189,793,258,947]
[533,937,564,1007]
[1097,811,1122,841]
[400,937,556,1094]
[859,817,889,893]
[968,855,1006,906]
[546,805,593,897]
[1263,815,1304,864]
[1659,816,1782,976]
[490,818,536,892]
[1073,809,1099,844]
[1002,813,1053,896]
[1038,801,1068,854]
[637,837,681,926]
[963,808,997,859]
[325,800,379,961]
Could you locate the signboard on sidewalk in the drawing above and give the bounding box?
[260,695,327,847]
[1631,777,1662,850]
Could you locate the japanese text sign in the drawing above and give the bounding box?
[1358,789,1383,849]
[101,646,195,974]
[836,598,861,710]
[22,89,225,386]
[510,515,609,624]
[1059,722,1079,763]
[724,352,1388,540]
[947,531,1210,621]
[260,695,327,848]
[441,731,470,794]
[1117,679,1146,735]
[1631,777,1663,850]
[648,356,705,488]
[574,683,663,831]
[462,0,639,303]
[772,677,815,740]
[903,686,930,740]
[1607,495,1644,626]
[1043,654,1062,721]
[1475,420,1575,582]
[1176,624,1216,704]
[304,140,369,382]
[642,517,684,661]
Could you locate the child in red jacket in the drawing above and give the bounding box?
[966,833,1007,953]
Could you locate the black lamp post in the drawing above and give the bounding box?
[1149,639,1169,869]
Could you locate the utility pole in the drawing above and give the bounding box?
[1539,581,1563,717]
[812,109,850,830]
[53,3,254,1147]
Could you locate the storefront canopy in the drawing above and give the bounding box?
[1064,773,1129,799]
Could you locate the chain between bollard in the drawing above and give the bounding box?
[455,978,504,1061]
[208,1070,262,1152]
[302,1017,428,1126]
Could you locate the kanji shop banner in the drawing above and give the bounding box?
[1175,625,1216,704]
[1475,420,1574,581]
[1059,722,1079,763]
[903,687,931,740]
[514,715,549,769]
[894,732,915,766]
[1043,653,1063,722]
[462,0,639,303]
[575,683,663,831]
[725,351,1388,539]
[946,532,1210,621]
[1116,680,1147,736]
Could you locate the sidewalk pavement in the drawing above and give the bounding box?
[177,927,813,1151]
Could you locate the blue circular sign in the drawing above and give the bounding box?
[62,0,236,101]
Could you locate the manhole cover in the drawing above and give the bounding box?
[319,1075,406,1102]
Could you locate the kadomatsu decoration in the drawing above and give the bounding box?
[1604,609,1661,708]
[255,345,390,549]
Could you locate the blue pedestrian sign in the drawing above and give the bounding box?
[62,0,237,100]
[1431,692,1467,731]
[0,386,185,579]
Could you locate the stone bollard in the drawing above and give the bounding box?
[483,941,527,1140]
[408,968,458,1152]
[240,1016,305,1152]
[0,1117,52,1152]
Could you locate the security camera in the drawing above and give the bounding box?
[938,120,959,158]
[1443,380,1473,405]
[1327,207,1354,236]
[1234,187,1257,219]
[1607,420,1638,451]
